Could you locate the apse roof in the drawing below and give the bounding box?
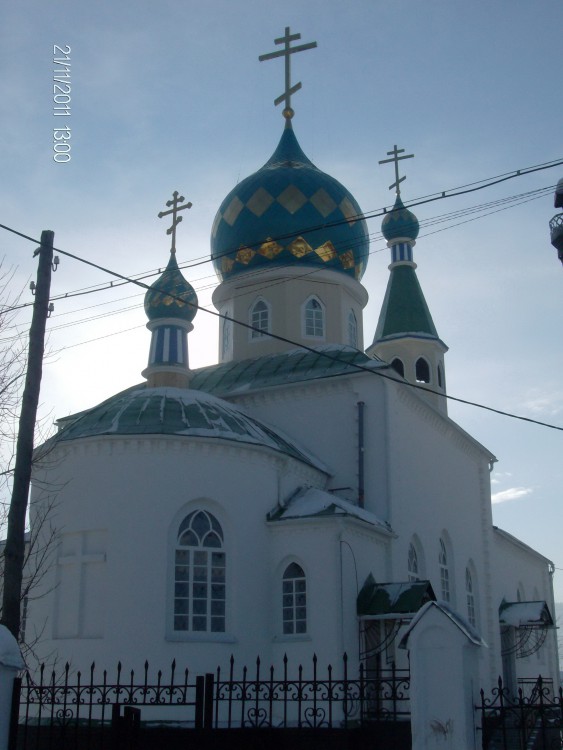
[51,387,326,471]
[190,345,387,397]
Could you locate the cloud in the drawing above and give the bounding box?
[491,487,533,504]
[519,387,563,418]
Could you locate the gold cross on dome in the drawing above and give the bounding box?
[259,26,317,119]
[158,191,192,253]
[379,145,415,195]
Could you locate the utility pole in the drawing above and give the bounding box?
[1,230,54,640]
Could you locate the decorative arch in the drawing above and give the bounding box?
[415,356,431,383]
[302,295,325,339]
[249,297,271,339]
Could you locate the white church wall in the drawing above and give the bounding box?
[28,434,329,676]
[268,516,390,676]
[374,379,502,686]
[491,528,559,685]
[230,373,388,513]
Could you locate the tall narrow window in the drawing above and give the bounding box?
[439,538,450,602]
[222,318,231,359]
[391,358,405,377]
[348,310,358,348]
[465,567,476,627]
[250,299,270,339]
[303,297,324,338]
[174,510,225,633]
[416,357,430,383]
[408,544,419,581]
[282,563,307,635]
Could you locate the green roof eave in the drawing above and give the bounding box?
[357,575,436,617]
[374,264,439,342]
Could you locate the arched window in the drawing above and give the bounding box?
[282,563,307,635]
[391,358,405,377]
[222,318,231,359]
[348,310,358,348]
[174,510,225,633]
[439,538,450,602]
[415,357,430,383]
[465,567,476,627]
[408,543,419,581]
[437,364,443,388]
[250,299,270,339]
[303,297,324,338]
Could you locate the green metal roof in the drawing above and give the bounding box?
[357,574,436,617]
[373,264,440,343]
[50,387,326,470]
[190,346,387,397]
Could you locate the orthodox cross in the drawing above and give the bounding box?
[259,26,317,119]
[158,191,192,253]
[379,145,415,195]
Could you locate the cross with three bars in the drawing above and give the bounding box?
[158,191,192,254]
[259,26,317,120]
[379,145,415,195]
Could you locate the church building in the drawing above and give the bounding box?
[27,29,558,695]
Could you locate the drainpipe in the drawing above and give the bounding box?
[357,401,365,508]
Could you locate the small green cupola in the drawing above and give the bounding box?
[142,192,199,389]
[367,146,448,414]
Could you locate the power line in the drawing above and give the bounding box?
[0,181,554,326]
[1,221,562,434]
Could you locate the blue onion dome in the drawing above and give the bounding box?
[144,252,198,323]
[381,194,420,243]
[211,121,370,281]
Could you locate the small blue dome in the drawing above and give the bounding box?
[144,253,198,323]
[381,194,420,243]
[211,122,369,281]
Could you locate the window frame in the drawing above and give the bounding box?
[281,562,307,637]
[302,296,325,340]
[439,538,450,602]
[170,509,230,640]
[249,297,271,341]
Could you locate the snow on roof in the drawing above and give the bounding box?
[50,387,328,472]
[268,486,392,532]
[499,601,554,628]
[399,600,486,649]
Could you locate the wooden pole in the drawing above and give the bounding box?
[1,231,53,639]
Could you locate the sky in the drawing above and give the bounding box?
[1,1,562,598]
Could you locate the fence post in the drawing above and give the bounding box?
[400,602,484,750]
[195,675,204,730]
[0,626,25,750]
[204,673,214,729]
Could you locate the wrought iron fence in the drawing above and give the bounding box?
[213,653,410,728]
[11,654,411,749]
[476,675,563,750]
